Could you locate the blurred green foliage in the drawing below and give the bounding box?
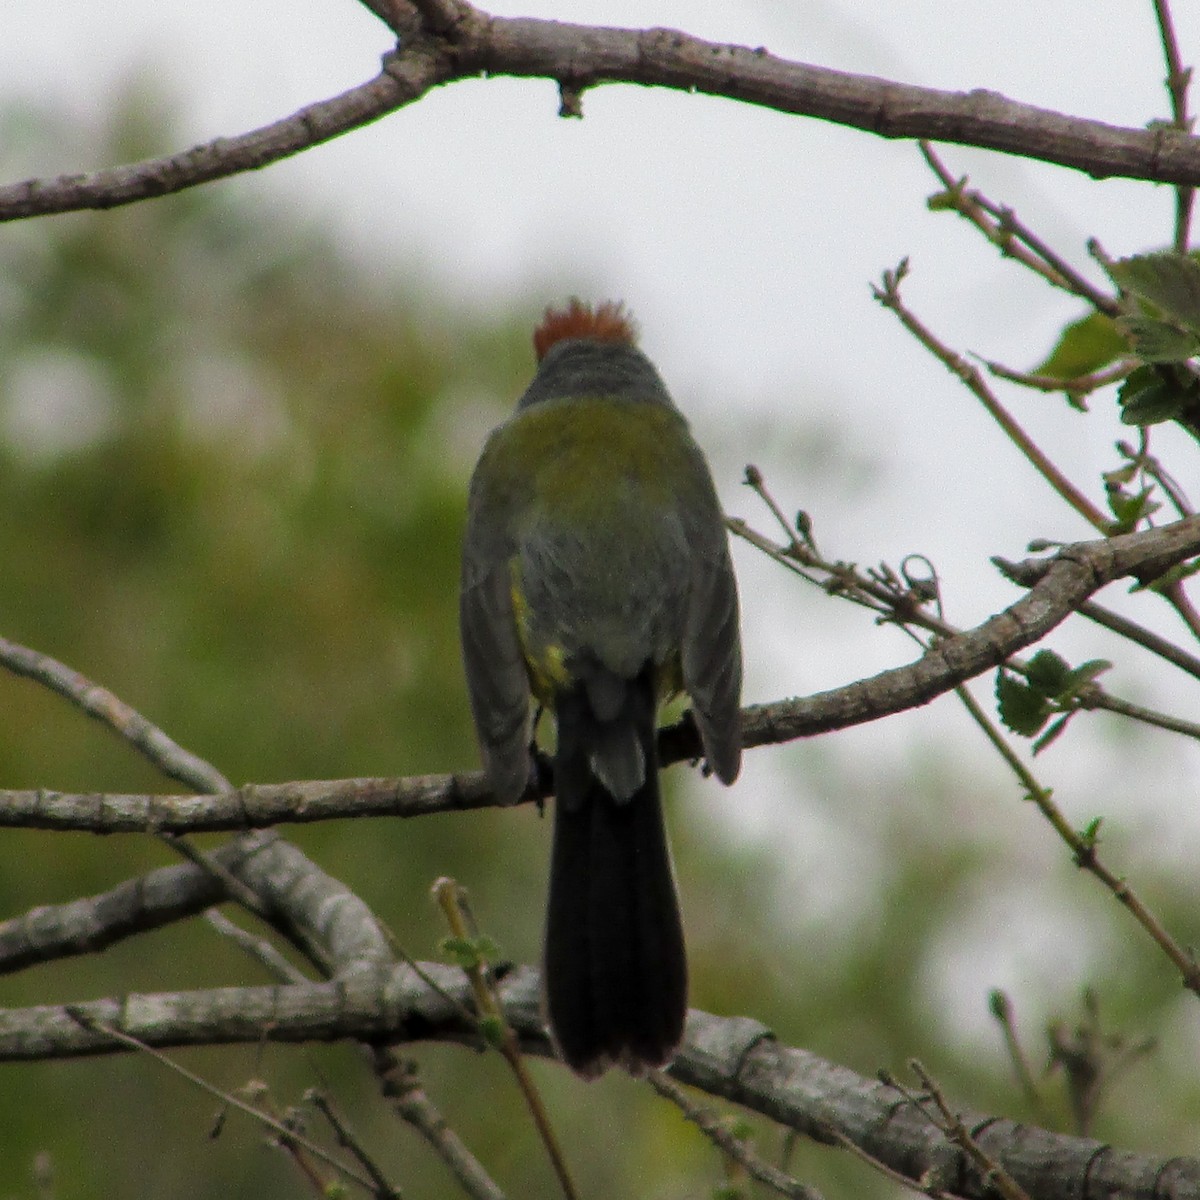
[0,96,1196,1200]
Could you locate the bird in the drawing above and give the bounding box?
[459,298,742,1077]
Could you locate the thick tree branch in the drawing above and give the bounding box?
[1,516,1197,838]
[6,6,1200,223]
[0,831,392,978]
[0,966,1193,1200]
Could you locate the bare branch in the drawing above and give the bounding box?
[372,1051,508,1200]
[919,142,1122,316]
[8,10,1200,223]
[983,358,1132,398]
[0,56,441,221]
[0,634,229,793]
[0,967,1193,1200]
[0,831,392,978]
[63,1010,378,1193]
[308,1089,405,1200]
[1,516,1197,838]
[1078,599,1200,680]
[647,1070,824,1200]
[953,685,1200,997]
[1150,0,1195,250]
[894,1060,1033,1200]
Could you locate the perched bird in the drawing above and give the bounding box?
[459,299,742,1078]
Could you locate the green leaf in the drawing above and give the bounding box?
[1025,649,1071,695]
[1108,252,1200,330]
[1062,659,1112,695]
[927,184,966,212]
[1117,365,1191,425]
[440,935,482,970]
[1117,314,1200,363]
[996,670,1051,736]
[1105,483,1159,533]
[1101,462,1138,487]
[1032,713,1073,755]
[473,934,503,962]
[1034,311,1125,379]
[1078,816,1104,848]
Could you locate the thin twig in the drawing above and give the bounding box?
[0,634,229,792]
[1077,684,1200,739]
[821,1123,949,1197]
[873,261,1112,532]
[205,909,311,985]
[160,833,270,919]
[918,142,1120,315]
[902,1060,1034,1200]
[953,683,1200,998]
[308,1089,404,1200]
[1122,437,1195,518]
[983,358,1132,398]
[732,498,1200,743]
[1163,579,1200,641]
[647,1071,824,1200]
[987,991,1051,1127]
[372,1049,508,1200]
[65,1010,376,1193]
[432,878,578,1200]
[1076,599,1200,681]
[1151,0,1195,251]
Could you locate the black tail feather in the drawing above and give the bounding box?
[544,676,687,1077]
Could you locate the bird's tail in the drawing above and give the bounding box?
[544,673,687,1078]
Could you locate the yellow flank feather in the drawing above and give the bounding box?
[510,560,570,702]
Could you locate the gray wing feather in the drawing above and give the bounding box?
[460,563,533,804]
[682,542,743,784]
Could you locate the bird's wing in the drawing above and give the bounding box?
[681,541,743,785]
[460,530,534,804]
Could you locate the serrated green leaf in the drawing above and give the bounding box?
[1117,367,1191,425]
[1117,314,1200,363]
[1102,462,1139,487]
[1034,311,1125,379]
[1106,484,1159,533]
[1109,252,1200,330]
[1079,816,1104,847]
[1026,649,1071,694]
[996,670,1051,736]
[440,935,482,969]
[1062,659,1112,695]
[473,934,503,961]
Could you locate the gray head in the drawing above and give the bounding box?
[516,299,677,412]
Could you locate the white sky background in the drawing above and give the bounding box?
[4,2,1200,1050]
